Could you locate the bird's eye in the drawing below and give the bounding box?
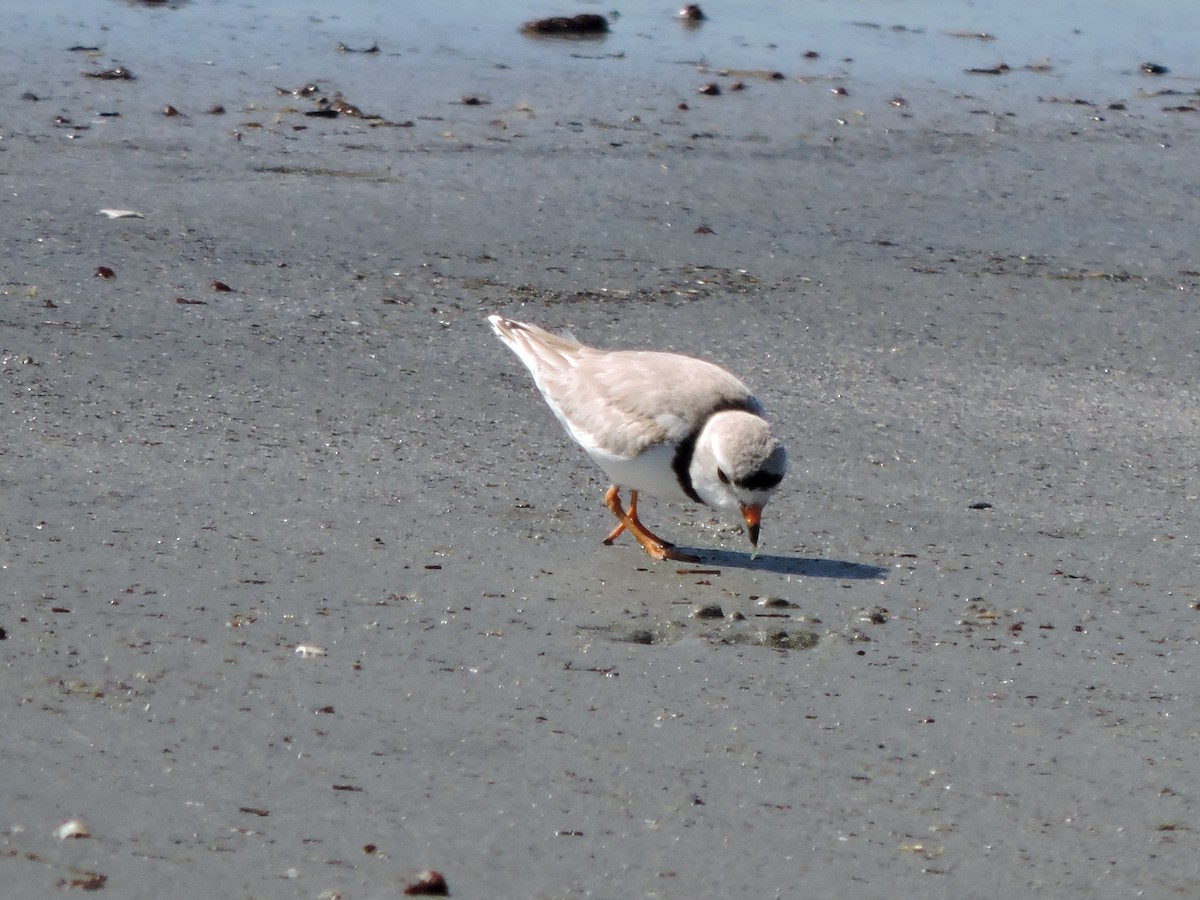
[717,468,730,484]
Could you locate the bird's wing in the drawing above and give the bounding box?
[545,350,763,459]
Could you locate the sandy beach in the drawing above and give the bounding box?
[3,2,1200,897]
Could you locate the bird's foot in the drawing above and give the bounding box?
[624,532,698,563]
[603,520,676,549]
[601,521,624,545]
[602,486,689,560]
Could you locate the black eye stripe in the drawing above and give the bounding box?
[717,468,730,484]
[736,470,784,491]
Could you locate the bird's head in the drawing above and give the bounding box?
[690,411,787,558]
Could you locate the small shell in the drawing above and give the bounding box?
[99,208,145,219]
[403,870,449,896]
[57,819,91,840]
[295,644,327,658]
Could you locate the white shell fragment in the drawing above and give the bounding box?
[98,208,145,219]
[57,819,91,840]
[295,644,327,658]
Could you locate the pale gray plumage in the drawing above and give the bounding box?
[490,314,787,560]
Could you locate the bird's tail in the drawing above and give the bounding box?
[489,314,588,374]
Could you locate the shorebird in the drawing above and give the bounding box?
[490,314,786,561]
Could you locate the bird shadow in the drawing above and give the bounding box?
[679,548,889,579]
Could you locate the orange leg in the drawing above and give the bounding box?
[601,486,699,563]
[602,489,673,547]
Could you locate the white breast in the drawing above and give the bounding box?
[584,442,696,505]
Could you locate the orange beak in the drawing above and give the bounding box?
[740,503,762,558]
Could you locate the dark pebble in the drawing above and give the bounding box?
[522,14,608,35]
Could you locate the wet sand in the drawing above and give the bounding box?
[3,3,1200,897]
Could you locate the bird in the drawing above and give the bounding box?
[489,314,787,562]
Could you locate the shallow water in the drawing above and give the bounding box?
[12,0,1200,109]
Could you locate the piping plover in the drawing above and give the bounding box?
[490,315,787,562]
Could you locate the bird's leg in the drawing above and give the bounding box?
[602,486,699,563]
[624,490,677,548]
[605,488,674,545]
[601,485,628,545]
